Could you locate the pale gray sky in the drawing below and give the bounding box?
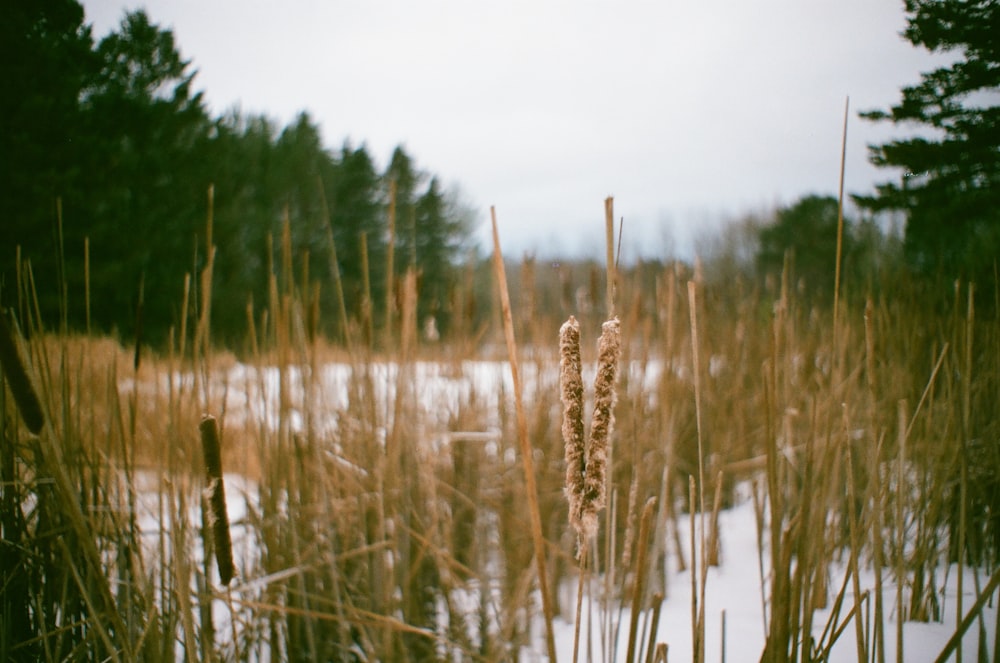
[81,0,949,259]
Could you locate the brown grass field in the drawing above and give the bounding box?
[2,200,999,662]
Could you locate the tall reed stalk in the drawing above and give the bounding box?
[491,206,558,662]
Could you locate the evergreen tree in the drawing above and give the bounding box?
[385,145,422,272]
[757,195,851,298]
[272,112,334,291]
[858,1,1000,567]
[0,0,95,320]
[413,177,471,336]
[383,147,474,339]
[2,5,475,346]
[208,110,281,341]
[856,0,1000,288]
[327,142,385,327]
[79,10,211,339]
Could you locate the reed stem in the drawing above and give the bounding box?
[490,207,557,663]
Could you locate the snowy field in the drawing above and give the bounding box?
[126,358,997,661]
[544,496,997,662]
[130,467,996,662]
[144,357,667,435]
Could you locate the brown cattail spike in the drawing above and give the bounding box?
[560,316,587,543]
[0,314,44,435]
[581,316,621,538]
[199,415,234,585]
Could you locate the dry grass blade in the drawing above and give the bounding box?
[644,593,664,663]
[571,547,588,663]
[626,497,658,663]
[384,178,397,349]
[58,538,121,663]
[833,96,849,331]
[605,196,617,316]
[490,206,558,663]
[896,399,907,663]
[933,567,1000,663]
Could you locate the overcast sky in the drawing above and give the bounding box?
[81,0,950,259]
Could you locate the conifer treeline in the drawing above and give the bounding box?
[1,3,476,345]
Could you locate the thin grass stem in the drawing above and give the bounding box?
[490,207,557,663]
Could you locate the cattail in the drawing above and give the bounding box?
[582,316,621,539]
[0,314,44,435]
[200,415,234,585]
[560,316,587,542]
[562,316,622,548]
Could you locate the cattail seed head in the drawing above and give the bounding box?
[561,315,622,551]
[581,316,621,538]
[560,316,587,541]
[0,315,44,435]
[200,415,234,585]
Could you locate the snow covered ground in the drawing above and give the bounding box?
[128,466,995,662]
[543,496,997,662]
[127,357,996,661]
[149,356,666,436]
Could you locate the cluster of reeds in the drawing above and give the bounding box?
[0,261,162,660]
[3,184,1000,663]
